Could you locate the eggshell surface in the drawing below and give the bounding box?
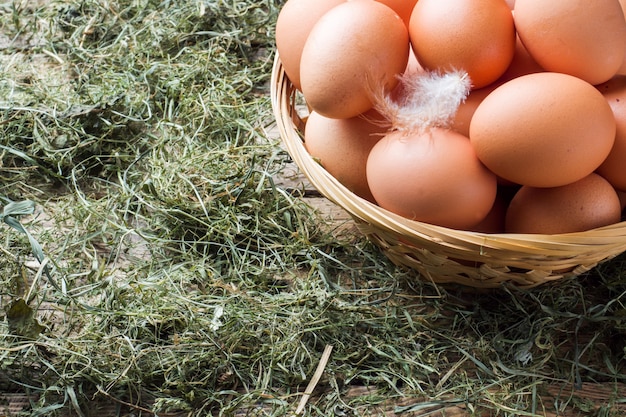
[618,190,626,210]
[496,34,544,83]
[470,72,616,188]
[366,128,497,229]
[505,174,622,234]
[618,0,626,75]
[469,190,512,233]
[376,0,419,27]
[275,0,345,90]
[451,85,497,138]
[300,0,409,119]
[408,0,516,89]
[596,76,626,192]
[304,110,388,202]
[514,0,626,85]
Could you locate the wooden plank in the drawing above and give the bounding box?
[343,383,626,416]
[4,382,624,416]
[0,393,35,416]
[266,120,357,232]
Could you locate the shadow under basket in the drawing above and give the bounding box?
[270,54,626,289]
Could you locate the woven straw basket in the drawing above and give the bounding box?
[270,54,626,288]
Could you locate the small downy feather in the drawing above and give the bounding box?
[375,69,472,135]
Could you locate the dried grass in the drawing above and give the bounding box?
[1,0,626,416]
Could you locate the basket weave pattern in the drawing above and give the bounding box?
[270,54,626,288]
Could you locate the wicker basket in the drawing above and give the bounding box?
[270,54,626,288]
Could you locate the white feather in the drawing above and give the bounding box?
[375,69,471,135]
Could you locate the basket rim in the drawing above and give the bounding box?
[270,52,626,270]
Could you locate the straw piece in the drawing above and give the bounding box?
[293,344,333,415]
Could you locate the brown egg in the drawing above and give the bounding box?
[304,110,388,202]
[496,34,544,83]
[514,0,626,85]
[596,76,626,192]
[469,190,510,233]
[470,185,519,233]
[451,84,497,138]
[452,35,544,137]
[366,128,497,229]
[300,0,409,119]
[388,46,425,102]
[275,0,345,90]
[408,0,516,89]
[617,0,626,76]
[505,173,622,234]
[618,190,626,210]
[470,72,616,188]
[375,0,419,27]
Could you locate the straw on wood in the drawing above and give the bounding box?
[293,344,333,415]
[270,54,626,288]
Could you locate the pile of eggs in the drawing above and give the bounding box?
[275,0,626,234]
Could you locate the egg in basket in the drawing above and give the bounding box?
[271,0,626,288]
